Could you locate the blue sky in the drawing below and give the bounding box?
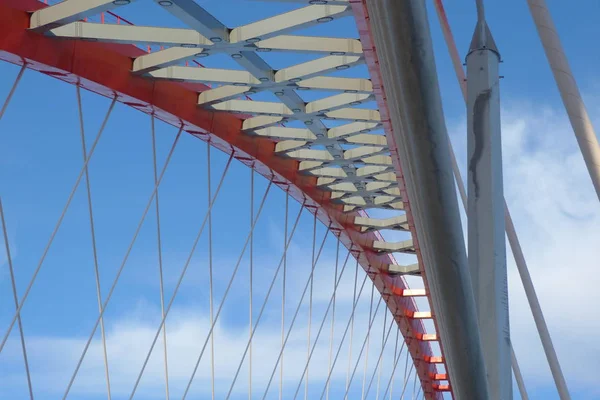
[0,0,599,399]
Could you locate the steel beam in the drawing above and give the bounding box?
[229,5,348,43]
[365,1,489,398]
[30,0,130,32]
[153,0,229,42]
[50,22,211,47]
[526,0,600,200]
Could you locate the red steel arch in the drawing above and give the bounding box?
[0,0,449,397]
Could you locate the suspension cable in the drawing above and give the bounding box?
[381,327,405,399]
[263,258,369,400]
[206,140,215,400]
[325,238,341,400]
[360,284,376,399]
[512,343,529,399]
[0,198,34,400]
[375,311,385,399]
[76,85,112,400]
[0,64,26,124]
[339,295,384,400]
[415,384,422,400]
[279,190,289,400]
[150,114,170,400]
[412,360,419,399]
[243,198,304,400]
[62,123,182,400]
[305,212,317,400]
[0,95,117,355]
[181,179,296,400]
[228,214,331,400]
[249,167,254,400]
[289,250,352,400]
[345,258,359,400]
[363,311,394,399]
[398,362,414,399]
[132,154,240,400]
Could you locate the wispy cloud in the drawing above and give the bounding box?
[448,98,600,396]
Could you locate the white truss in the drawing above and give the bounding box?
[32,0,419,279]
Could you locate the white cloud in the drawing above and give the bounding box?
[448,98,600,396]
[1,302,408,400]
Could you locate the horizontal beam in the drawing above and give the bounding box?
[254,126,315,141]
[50,22,211,47]
[198,86,249,105]
[210,100,293,116]
[151,66,260,85]
[354,215,409,231]
[257,35,362,55]
[392,288,427,297]
[388,263,420,275]
[242,116,283,131]
[306,93,371,114]
[372,239,415,253]
[133,47,200,74]
[230,4,349,43]
[30,0,129,32]
[325,108,380,122]
[298,76,372,93]
[275,55,361,82]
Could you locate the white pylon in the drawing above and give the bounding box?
[466,11,512,400]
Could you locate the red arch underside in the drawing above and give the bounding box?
[0,1,446,397]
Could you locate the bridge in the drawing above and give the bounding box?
[1,0,598,399]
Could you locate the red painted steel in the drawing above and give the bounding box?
[0,0,441,396]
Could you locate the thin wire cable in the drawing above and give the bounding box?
[249,167,254,400]
[325,239,340,400]
[402,346,410,396]
[76,85,111,400]
[279,191,289,400]
[180,179,282,399]
[206,141,215,400]
[512,344,529,400]
[132,154,241,400]
[364,310,392,400]
[0,64,26,124]
[388,325,400,400]
[364,314,394,399]
[382,327,405,400]
[0,198,34,400]
[340,295,383,400]
[316,270,369,400]
[411,363,419,399]
[62,124,183,400]
[232,200,304,400]
[399,363,414,399]
[289,250,352,400]
[414,384,422,400]
[375,315,385,400]
[229,217,330,400]
[262,256,368,400]
[0,96,117,355]
[305,213,317,400]
[150,114,170,400]
[361,283,376,399]
[345,258,359,400]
